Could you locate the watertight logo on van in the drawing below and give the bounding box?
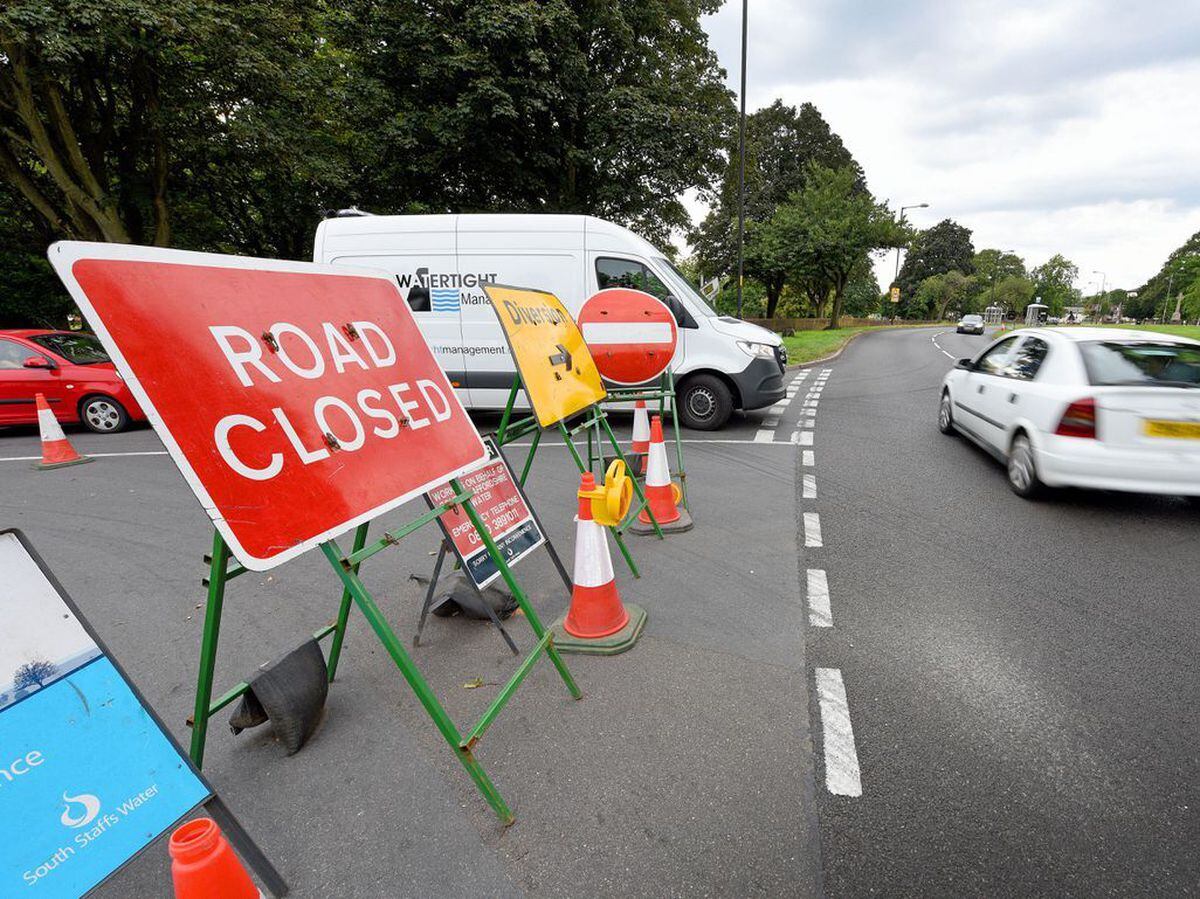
[395,267,498,313]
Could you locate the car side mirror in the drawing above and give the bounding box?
[954,357,974,370]
[23,356,54,369]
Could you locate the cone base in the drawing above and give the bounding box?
[34,455,93,471]
[552,603,646,655]
[629,507,693,535]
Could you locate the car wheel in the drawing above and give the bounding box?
[1007,433,1044,499]
[678,374,733,431]
[937,391,955,435]
[80,395,129,433]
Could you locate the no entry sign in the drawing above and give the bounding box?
[427,437,544,589]
[48,243,488,570]
[578,288,678,386]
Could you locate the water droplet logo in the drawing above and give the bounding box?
[60,791,101,828]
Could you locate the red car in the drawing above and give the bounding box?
[0,329,146,432]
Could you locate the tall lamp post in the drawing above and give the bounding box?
[735,0,748,319]
[892,203,929,319]
[1092,269,1107,322]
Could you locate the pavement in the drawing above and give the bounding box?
[2,326,1196,896]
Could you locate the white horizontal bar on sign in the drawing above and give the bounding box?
[581,322,675,345]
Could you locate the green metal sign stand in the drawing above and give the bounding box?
[494,375,662,579]
[188,480,581,825]
[589,369,690,511]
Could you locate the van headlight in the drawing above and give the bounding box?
[737,340,776,359]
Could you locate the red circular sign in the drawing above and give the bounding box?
[578,288,679,385]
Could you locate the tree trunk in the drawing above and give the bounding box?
[827,276,848,329]
[765,278,782,318]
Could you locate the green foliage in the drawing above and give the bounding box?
[763,164,905,327]
[1030,253,1080,315]
[896,219,976,303]
[990,275,1036,314]
[1133,230,1200,322]
[913,270,975,320]
[690,100,861,316]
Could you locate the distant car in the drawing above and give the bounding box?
[0,329,145,432]
[938,328,1200,499]
[956,314,985,335]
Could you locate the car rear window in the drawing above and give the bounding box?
[29,333,109,365]
[1078,340,1200,387]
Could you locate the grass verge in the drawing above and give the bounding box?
[781,327,873,364]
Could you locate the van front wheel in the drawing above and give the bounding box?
[678,374,733,431]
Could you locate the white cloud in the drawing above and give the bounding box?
[695,0,1200,292]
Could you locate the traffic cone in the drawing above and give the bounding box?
[630,415,692,534]
[552,472,646,655]
[169,818,261,899]
[33,393,92,470]
[628,400,651,475]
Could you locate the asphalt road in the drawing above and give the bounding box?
[3,327,1196,897]
[806,326,1198,896]
[0,393,822,897]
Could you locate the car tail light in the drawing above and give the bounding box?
[1056,398,1097,439]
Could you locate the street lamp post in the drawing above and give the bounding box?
[892,203,929,320]
[735,0,748,319]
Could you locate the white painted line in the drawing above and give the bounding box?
[816,668,862,796]
[807,569,831,627]
[802,450,815,466]
[754,429,776,443]
[763,416,780,427]
[802,473,816,498]
[803,512,823,546]
[769,403,788,413]
[804,417,816,428]
[792,430,814,446]
[0,450,170,462]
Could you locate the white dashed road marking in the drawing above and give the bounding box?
[803,450,814,466]
[802,473,816,498]
[803,512,823,546]
[807,569,831,627]
[816,668,862,797]
[793,430,814,446]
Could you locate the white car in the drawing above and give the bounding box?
[938,328,1200,499]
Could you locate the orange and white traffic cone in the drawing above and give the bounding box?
[628,400,651,475]
[552,472,646,655]
[33,393,92,470]
[631,415,692,534]
[169,818,261,899]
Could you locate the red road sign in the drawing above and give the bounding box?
[427,437,544,588]
[577,288,678,386]
[48,242,487,571]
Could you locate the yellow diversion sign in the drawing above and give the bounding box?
[484,283,606,426]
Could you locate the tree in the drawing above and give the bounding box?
[335,1,733,248]
[12,659,54,691]
[895,219,976,303]
[0,0,342,251]
[913,270,975,320]
[990,275,1036,315]
[765,164,906,328]
[1133,230,1200,321]
[1030,254,1080,316]
[691,99,861,316]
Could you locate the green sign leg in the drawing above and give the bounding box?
[326,521,369,683]
[319,539,515,825]
[190,529,230,768]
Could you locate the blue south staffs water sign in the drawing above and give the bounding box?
[0,531,210,897]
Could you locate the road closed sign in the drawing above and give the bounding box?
[483,283,606,427]
[578,288,678,386]
[0,530,211,898]
[48,242,488,570]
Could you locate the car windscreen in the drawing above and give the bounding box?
[962,315,982,322]
[29,332,110,365]
[1078,340,1200,388]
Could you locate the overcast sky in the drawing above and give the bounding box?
[695,0,1200,293]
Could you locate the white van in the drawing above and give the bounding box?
[312,212,787,429]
